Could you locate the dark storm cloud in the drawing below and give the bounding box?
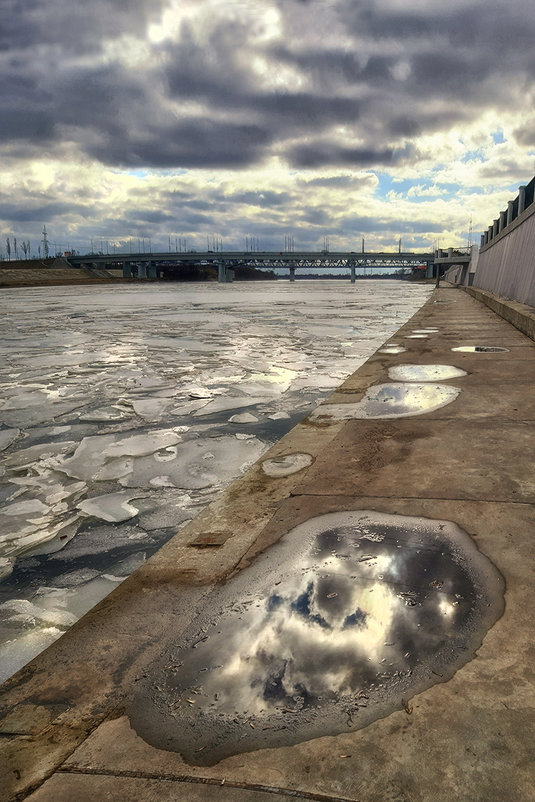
[0,201,87,222]
[513,124,535,147]
[123,209,174,224]
[223,190,291,207]
[162,28,362,133]
[1,0,535,174]
[0,0,167,53]
[86,118,272,168]
[288,141,418,169]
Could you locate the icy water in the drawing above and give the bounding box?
[0,280,431,682]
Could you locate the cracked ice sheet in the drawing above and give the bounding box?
[0,429,19,451]
[192,396,271,417]
[55,429,183,482]
[119,435,267,490]
[77,492,142,523]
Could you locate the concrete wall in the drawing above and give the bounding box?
[474,180,535,307]
[443,246,479,286]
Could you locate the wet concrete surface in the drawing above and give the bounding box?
[3,287,535,802]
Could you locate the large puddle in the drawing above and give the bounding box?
[130,511,504,765]
[308,382,460,421]
[388,364,467,382]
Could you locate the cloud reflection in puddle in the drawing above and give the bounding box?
[309,382,460,421]
[388,364,467,382]
[130,511,504,765]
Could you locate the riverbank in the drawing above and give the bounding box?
[2,286,534,801]
[0,259,276,286]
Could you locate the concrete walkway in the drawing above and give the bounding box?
[1,287,534,802]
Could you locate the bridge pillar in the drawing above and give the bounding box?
[217,261,234,282]
[493,219,499,238]
[148,262,157,279]
[507,200,514,225]
[487,225,493,242]
[123,262,133,278]
[350,264,356,283]
[289,265,296,282]
[499,211,506,232]
[518,185,526,214]
[138,262,148,279]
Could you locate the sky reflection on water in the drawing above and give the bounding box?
[131,511,504,764]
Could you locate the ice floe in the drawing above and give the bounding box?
[0,428,19,451]
[77,492,141,523]
[192,396,271,417]
[229,413,259,424]
[118,435,266,490]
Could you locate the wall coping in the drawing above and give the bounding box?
[463,286,535,341]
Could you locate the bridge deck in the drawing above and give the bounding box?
[69,250,433,269]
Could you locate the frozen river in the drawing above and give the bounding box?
[0,280,431,682]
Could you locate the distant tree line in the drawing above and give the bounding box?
[2,237,32,261]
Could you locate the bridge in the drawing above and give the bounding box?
[68,250,435,282]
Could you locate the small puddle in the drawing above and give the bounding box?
[405,334,428,339]
[308,383,460,421]
[379,346,407,355]
[451,346,509,353]
[388,364,467,382]
[130,511,504,765]
[262,453,313,477]
[412,329,439,334]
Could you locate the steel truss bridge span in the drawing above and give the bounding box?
[68,250,434,282]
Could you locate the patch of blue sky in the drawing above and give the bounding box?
[124,168,188,178]
[460,149,486,163]
[491,130,505,144]
[374,172,423,199]
[375,172,468,204]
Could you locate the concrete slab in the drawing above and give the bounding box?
[294,420,535,501]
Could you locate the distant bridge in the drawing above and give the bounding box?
[68,250,434,283]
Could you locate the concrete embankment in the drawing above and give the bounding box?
[0,259,117,287]
[1,287,535,801]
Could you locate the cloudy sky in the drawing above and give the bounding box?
[2,0,535,257]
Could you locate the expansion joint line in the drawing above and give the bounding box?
[58,766,359,802]
[291,492,535,505]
